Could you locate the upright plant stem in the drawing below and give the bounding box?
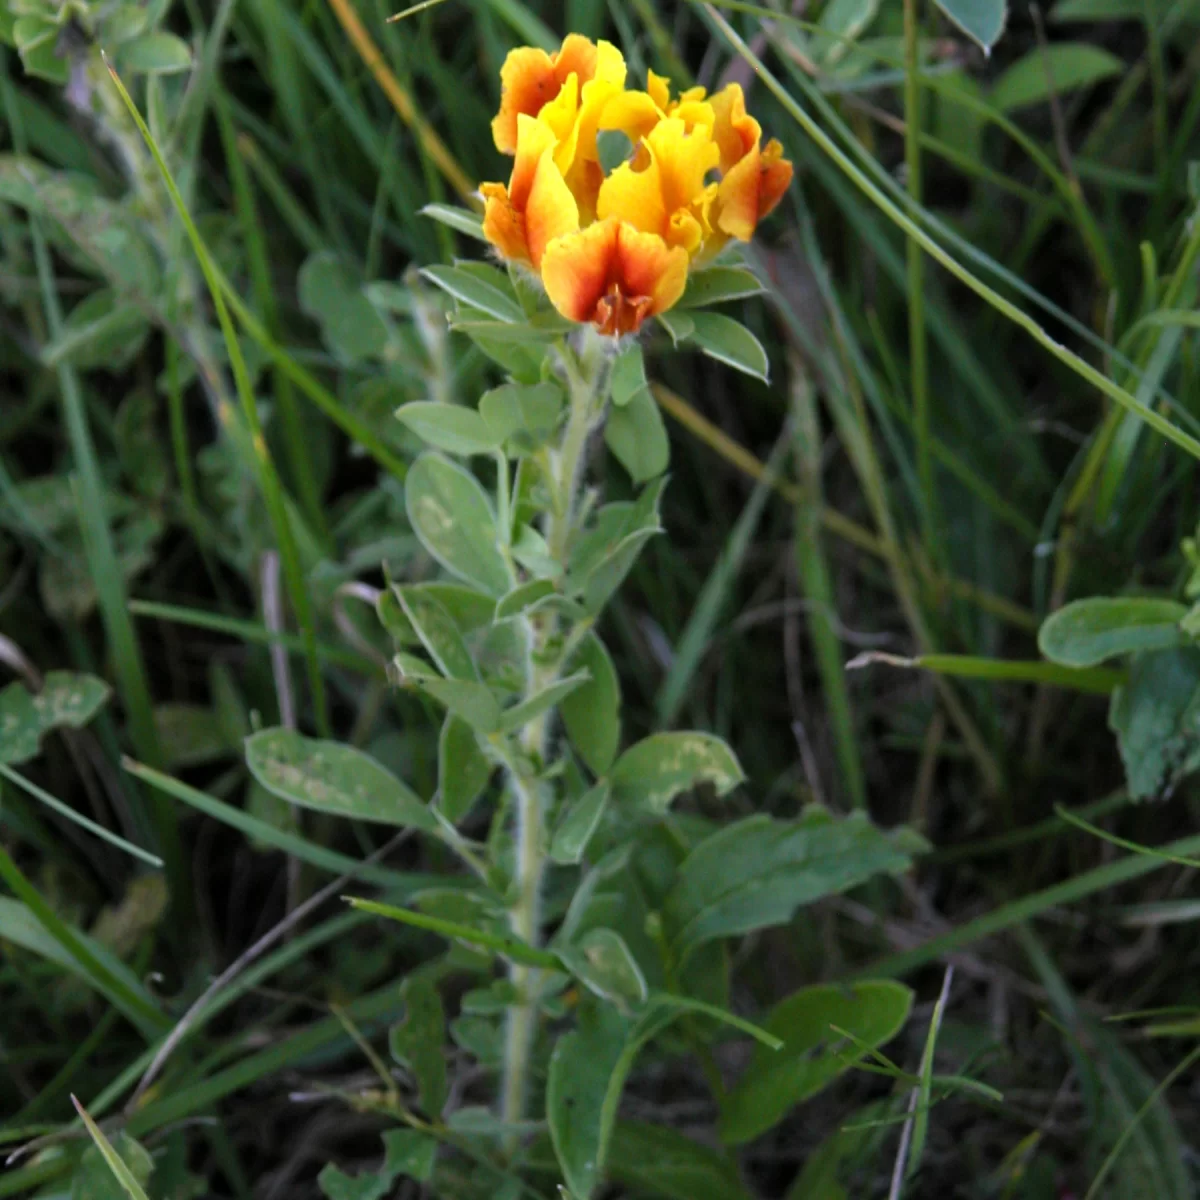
[902,0,933,552]
[500,341,600,1141]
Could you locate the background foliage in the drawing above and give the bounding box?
[3,0,1200,1195]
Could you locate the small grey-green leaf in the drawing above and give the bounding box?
[479,381,565,453]
[496,670,591,734]
[420,203,487,241]
[0,671,111,766]
[71,1133,154,1200]
[560,634,620,776]
[610,732,744,814]
[438,714,491,823]
[720,980,913,1144]
[495,578,557,620]
[395,402,502,455]
[1039,597,1186,667]
[680,266,764,308]
[244,727,436,830]
[550,781,611,865]
[610,344,650,408]
[119,31,192,74]
[405,452,510,595]
[657,310,694,344]
[298,251,389,363]
[931,0,1006,49]
[687,312,769,381]
[396,586,478,680]
[421,263,524,323]
[416,676,502,733]
[606,386,669,482]
[557,927,648,1008]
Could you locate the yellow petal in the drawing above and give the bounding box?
[490,35,601,154]
[597,154,667,237]
[525,149,580,269]
[647,69,671,113]
[709,82,761,173]
[644,117,719,218]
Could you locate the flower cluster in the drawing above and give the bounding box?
[481,35,793,336]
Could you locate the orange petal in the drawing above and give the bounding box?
[525,150,581,269]
[492,46,557,154]
[541,218,620,324]
[509,114,559,209]
[715,138,794,241]
[709,82,761,174]
[481,181,530,264]
[554,34,599,89]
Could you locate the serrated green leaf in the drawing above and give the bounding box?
[244,727,436,830]
[405,453,511,595]
[610,732,744,814]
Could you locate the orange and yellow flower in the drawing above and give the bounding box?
[481,35,793,335]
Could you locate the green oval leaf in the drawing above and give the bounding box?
[550,780,611,865]
[558,927,648,1008]
[686,312,769,381]
[932,0,1006,49]
[119,31,193,74]
[610,732,744,815]
[421,263,524,323]
[679,265,764,309]
[396,586,478,680]
[605,386,669,482]
[479,382,565,453]
[0,671,111,766]
[560,633,621,776]
[720,980,914,1144]
[298,251,389,363]
[405,453,511,595]
[419,203,487,241]
[991,43,1122,112]
[244,727,436,830]
[395,402,502,456]
[610,343,650,407]
[438,713,491,824]
[1038,597,1186,667]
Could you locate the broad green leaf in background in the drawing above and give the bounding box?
[814,0,881,64]
[405,452,511,595]
[44,289,149,371]
[318,1130,437,1200]
[605,386,670,482]
[547,1000,632,1199]
[990,44,1122,112]
[932,0,1007,50]
[0,671,111,765]
[244,727,436,830]
[438,714,491,823]
[390,976,448,1117]
[1109,648,1200,801]
[686,312,769,381]
[1039,597,1186,667]
[298,251,389,363]
[560,633,621,776]
[153,703,234,768]
[664,808,927,960]
[395,402,502,456]
[607,1121,755,1200]
[610,732,744,814]
[720,980,913,1143]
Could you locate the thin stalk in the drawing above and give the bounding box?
[501,338,601,1142]
[902,0,933,552]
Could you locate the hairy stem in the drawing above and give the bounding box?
[500,337,603,1143]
